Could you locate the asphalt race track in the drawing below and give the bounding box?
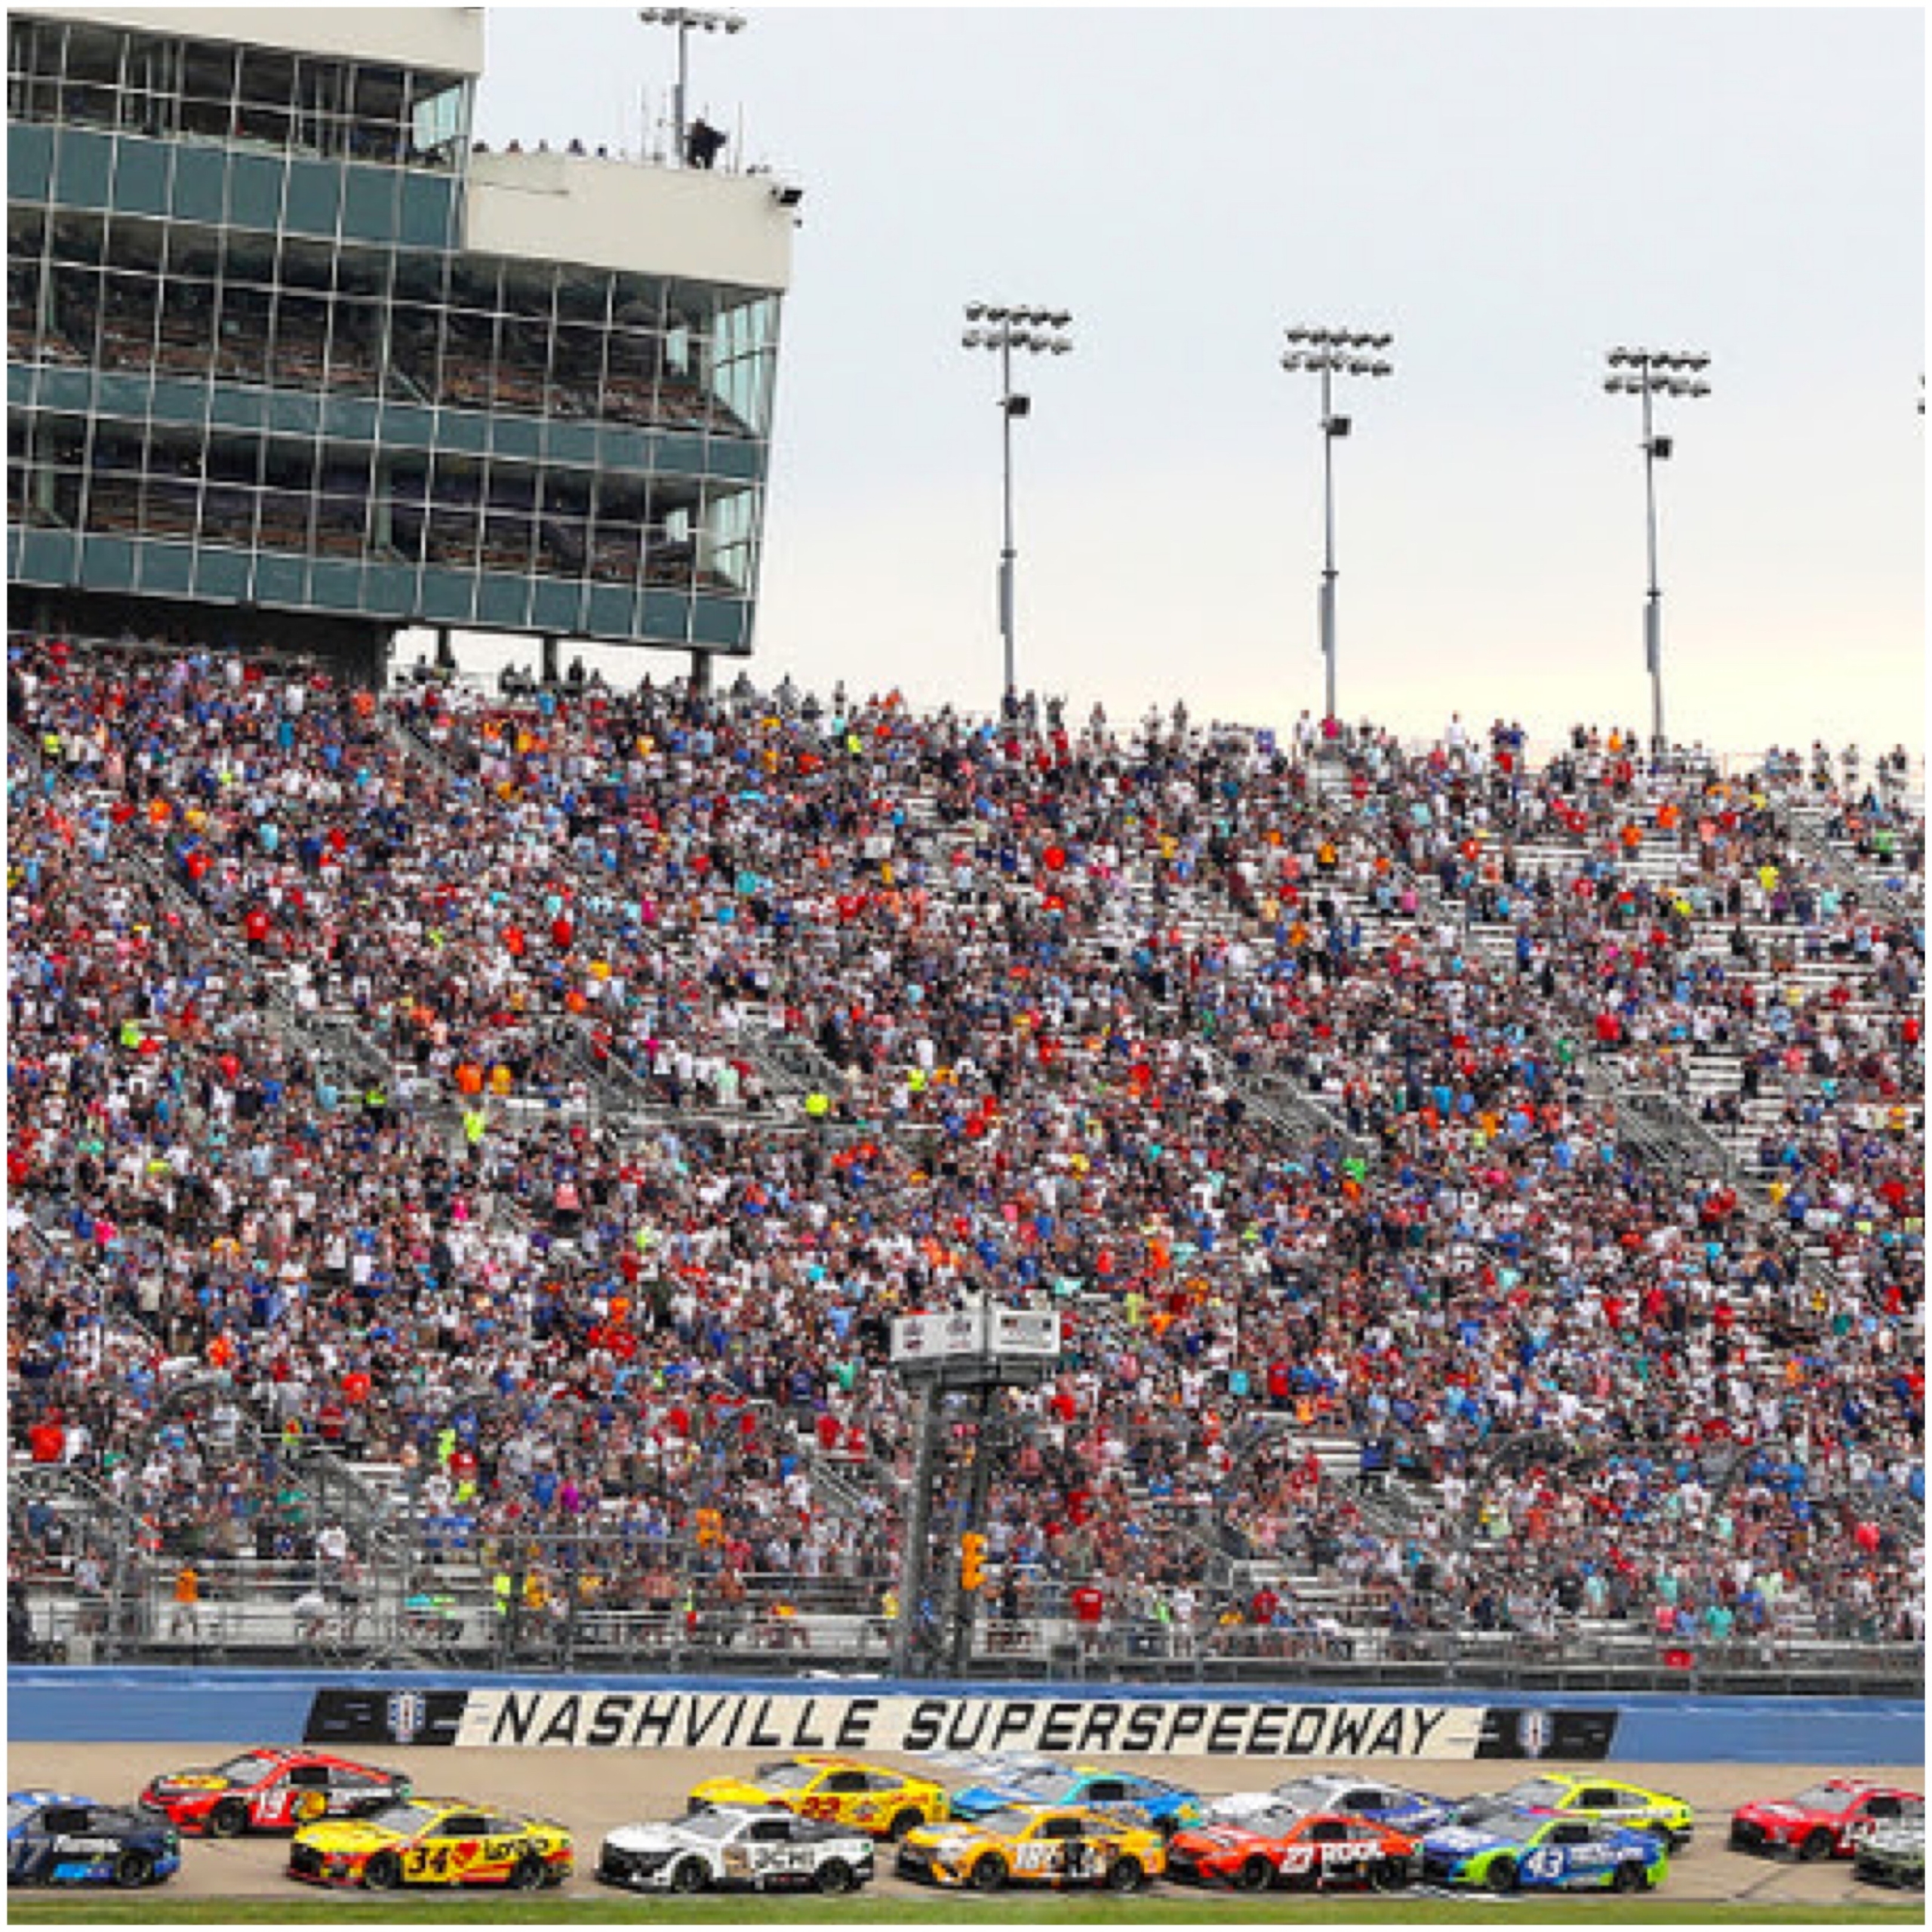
[8,1743,1921,1908]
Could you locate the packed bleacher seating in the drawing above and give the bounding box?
[8,633,1923,1671]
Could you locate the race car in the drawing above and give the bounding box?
[140,1746,411,1836]
[1730,1779,1923,1861]
[688,1757,946,1840]
[1203,1773,1454,1835]
[598,1805,875,1895]
[896,1803,1166,1892]
[1167,1805,1414,1891]
[1459,1773,1694,1848]
[288,1797,572,1890]
[1418,1807,1669,1893]
[1852,1806,1926,1889]
[946,1761,1204,1832]
[8,1791,181,1890]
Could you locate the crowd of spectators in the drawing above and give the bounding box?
[8,631,1922,1663]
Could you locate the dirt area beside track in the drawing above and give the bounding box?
[8,1741,1921,1907]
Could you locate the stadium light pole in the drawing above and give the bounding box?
[962,303,1074,706]
[638,7,744,164]
[1603,346,1712,755]
[1281,325,1394,726]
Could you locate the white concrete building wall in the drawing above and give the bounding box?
[464,150,795,293]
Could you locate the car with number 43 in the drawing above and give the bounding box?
[598,1805,875,1896]
[1460,1774,1694,1849]
[288,1798,572,1891]
[1730,1780,1923,1861]
[140,1747,411,1836]
[1419,1807,1668,1894]
[688,1758,946,1840]
[896,1803,1167,1893]
[1167,1804,1416,1891]
[8,1791,181,1891]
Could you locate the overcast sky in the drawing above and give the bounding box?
[465,5,1924,755]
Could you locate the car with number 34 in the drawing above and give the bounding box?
[288,1798,571,1890]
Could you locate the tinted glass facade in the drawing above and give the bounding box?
[8,12,776,657]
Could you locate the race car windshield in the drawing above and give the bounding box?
[214,1755,278,1784]
[364,1802,440,1835]
[998,1771,1076,1800]
[1458,1801,1543,1831]
[1237,1804,1307,1836]
[674,1813,741,1840]
[1269,1779,1337,1810]
[1790,1784,1856,1810]
[1500,1780,1569,1809]
[971,1810,1038,1837]
[753,1764,820,1792]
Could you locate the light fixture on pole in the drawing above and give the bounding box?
[1280,325,1395,724]
[638,7,744,165]
[961,303,1075,705]
[1602,346,1712,755]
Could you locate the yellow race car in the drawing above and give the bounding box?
[288,1797,573,1890]
[896,1803,1167,1893]
[688,1758,947,1841]
[1466,1774,1695,1850]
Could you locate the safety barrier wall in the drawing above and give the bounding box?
[9,1666,1921,1764]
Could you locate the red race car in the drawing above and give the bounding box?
[1730,1780,1923,1861]
[140,1748,411,1837]
[1167,1806,1416,1892]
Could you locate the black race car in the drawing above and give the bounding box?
[8,1789,182,1889]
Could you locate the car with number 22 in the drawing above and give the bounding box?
[598,1805,875,1896]
[688,1758,946,1839]
[288,1798,571,1890]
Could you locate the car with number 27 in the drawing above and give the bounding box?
[288,1798,572,1890]
[8,1791,180,1891]
[1420,1807,1668,1894]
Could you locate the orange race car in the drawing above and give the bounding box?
[1166,1806,1416,1892]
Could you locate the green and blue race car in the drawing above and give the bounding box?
[1418,1807,1668,1894]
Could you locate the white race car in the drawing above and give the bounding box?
[596,1805,875,1896]
[1201,1774,1454,1835]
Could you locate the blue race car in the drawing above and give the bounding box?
[947,1762,1204,1832]
[1417,1806,1668,1894]
[8,1789,183,1890]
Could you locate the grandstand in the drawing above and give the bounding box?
[8,634,1923,1691]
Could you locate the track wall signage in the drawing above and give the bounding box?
[303,1687,1618,1760]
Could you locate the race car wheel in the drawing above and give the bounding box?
[1106,1857,1146,1894]
[507,1856,546,1890]
[1235,1854,1274,1892]
[208,1798,250,1838]
[815,1858,857,1895]
[112,1850,155,1889]
[1799,1831,1835,1863]
[971,1854,1009,1892]
[1613,1860,1647,1893]
[669,1857,709,1894]
[362,1852,402,1892]
[888,1810,921,1841]
[1369,1858,1407,1892]
[1487,1857,1520,1894]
